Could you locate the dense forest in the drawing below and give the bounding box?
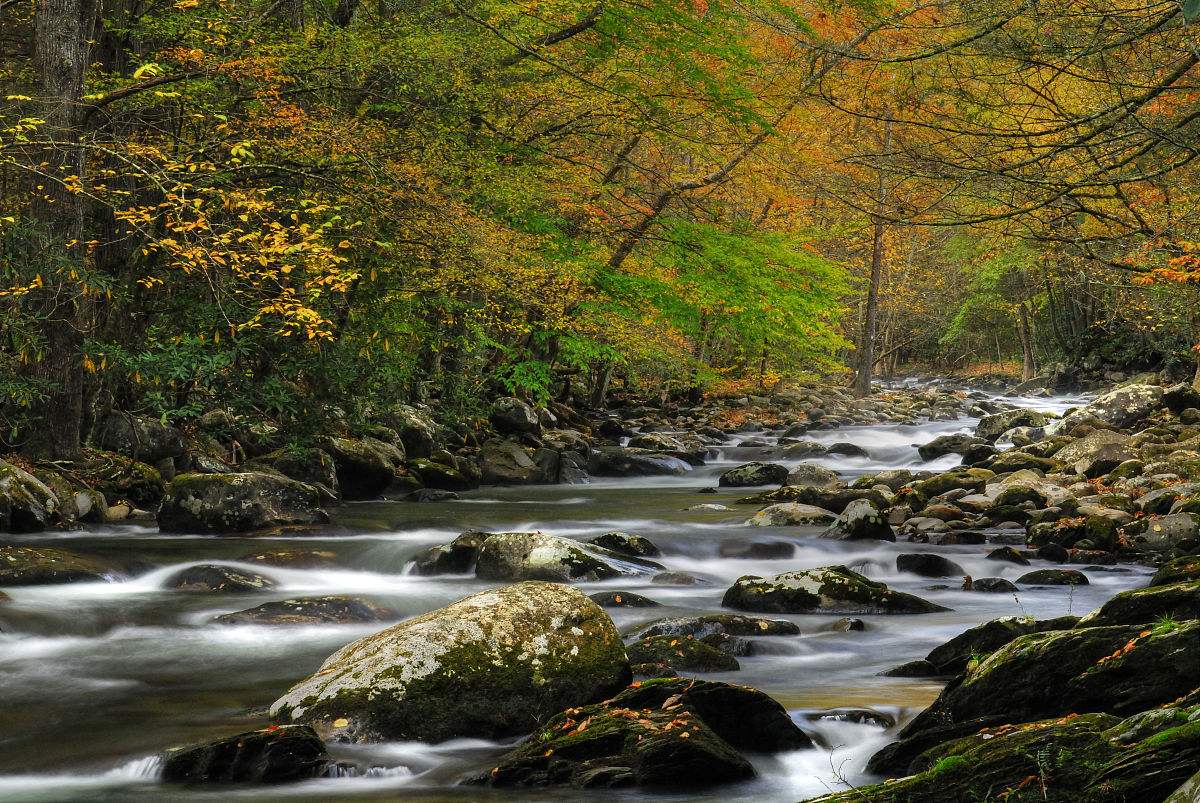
[3,0,1200,457]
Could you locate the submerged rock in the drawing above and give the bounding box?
[167,564,277,592]
[1017,568,1089,586]
[589,591,661,608]
[270,582,630,743]
[157,472,327,534]
[472,678,812,789]
[474,532,659,582]
[627,635,740,672]
[634,613,799,640]
[213,596,394,625]
[0,545,119,585]
[722,565,949,615]
[588,532,661,558]
[161,725,332,784]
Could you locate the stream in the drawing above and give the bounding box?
[0,391,1152,802]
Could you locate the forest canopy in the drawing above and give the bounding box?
[3,0,1200,457]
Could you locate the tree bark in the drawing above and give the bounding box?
[854,115,892,398]
[1018,302,1037,381]
[24,0,97,459]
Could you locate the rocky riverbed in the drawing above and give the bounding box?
[1,380,1198,801]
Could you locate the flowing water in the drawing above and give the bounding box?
[0,391,1149,802]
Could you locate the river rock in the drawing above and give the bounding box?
[475,532,657,582]
[785,463,841,489]
[1075,581,1200,627]
[0,460,61,532]
[1151,555,1200,586]
[745,502,837,527]
[722,565,949,615]
[718,539,794,559]
[975,409,1049,442]
[478,438,542,485]
[255,448,339,501]
[821,498,895,541]
[589,447,690,477]
[817,708,1200,802]
[161,725,332,783]
[589,591,661,608]
[1125,512,1200,556]
[167,564,277,592]
[75,452,165,508]
[269,582,630,743]
[0,545,119,585]
[213,596,394,625]
[490,397,539,435]
[588,532,661,558]
[627,635,740,672]
[1051,383,1165,433]
[1017,568,1089,586]
[917,434,985,461]
[889,621,1200,756]
[321,437,397,499]
[718,462,788,488]
[967,577,1017,593]
[634,613,799,640]
[94,412,185,463]
[157,472,328,534]
[411,530,490,575]
[407,459,473,491]
[473,678,812,789]
[896,553,965,578]
[911,615,1080,676]
[738,485,889,513]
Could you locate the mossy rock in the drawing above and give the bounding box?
[158,472,328,534]
[161,725,332,783]
[919,615,1078,676]
[72,450,164,508]
[0,460,61,532]
[474,532,659,582]
[407,458,474,491]
[815,706,1200,803]
[889,621,1200,757]
[471,678,811,789]
[1076,581,1200,628]
[213,596,394,625]
[735,485,889,513]
[634,613,799,640]
[0,545,120,585]
[721,565,949,615]
[1151,556,1200,586]
[254,447,339,501]
[270,581,631,743]
[627,635,739,672]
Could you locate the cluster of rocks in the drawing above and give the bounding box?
[810,556,1200,802]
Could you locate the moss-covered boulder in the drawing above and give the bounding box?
[736,486,889,514]
[627,635,740,672]
[94,412,185,463]
[407,458,474,491]
[474,532,659,582]
[213,596,394,625]
[0,459,61,532]
[718,462,788,488]
[1017,568,1090,586]
[885,621,1200,768]
[814,706,1200,803]
[1151,556,1200,587]
[158,472,328,534]
[0,545,120,585]
[270,581,630,743]
[821,498,895,541]
[721,565,949,615]
[976,408,1049,442]
[890,615,1078,677]
[471,678,811,789]
[745,502,837,527]
[410,530,491,576]
[161,725,332,784]
[588,531,661,558]
[1076,581,1199,627]
[321,437,398,499]
[253,447,339,501]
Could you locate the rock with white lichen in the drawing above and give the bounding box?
[721,565,949,615]
[269,581,631,743]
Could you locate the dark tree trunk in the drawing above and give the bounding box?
[24,0,97,459]
[1018,302,1037,381]
[854,116,892,398]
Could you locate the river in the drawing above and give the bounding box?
[0,390,1151,801]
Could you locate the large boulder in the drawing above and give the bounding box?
[93,412,185,463]
[0,460,61,532]
[157,472,328,534]
[589,447,691,477]
[1076,581,1200,628]
[490,397,539,435]
[0,545,119,585]
[814,708,1200,803]
[474,532,657,582]
[899,615,1079,677]
[722,566,949,615]
[167,564,277,592]
[784,463,841,489]
[161,725,332,784]
[478,438,543,485]
[322,437,398,499]
[718,462,789,488]
[975,408,1049,442]
[270,582,630,743]
[74,451,164,508]
[821,498,895,541]
[254,448,339,501]
[411,530,491,575]
[745,502,837,527]
[883,621,1200,769]
[386,404,438,458]
[473,678,812,790]
[1052,384,1165,433]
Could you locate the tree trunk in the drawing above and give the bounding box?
[24,0,97,459]
[1018,302,1037,381]
[854,115,892,398]
[589,363,613,409]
